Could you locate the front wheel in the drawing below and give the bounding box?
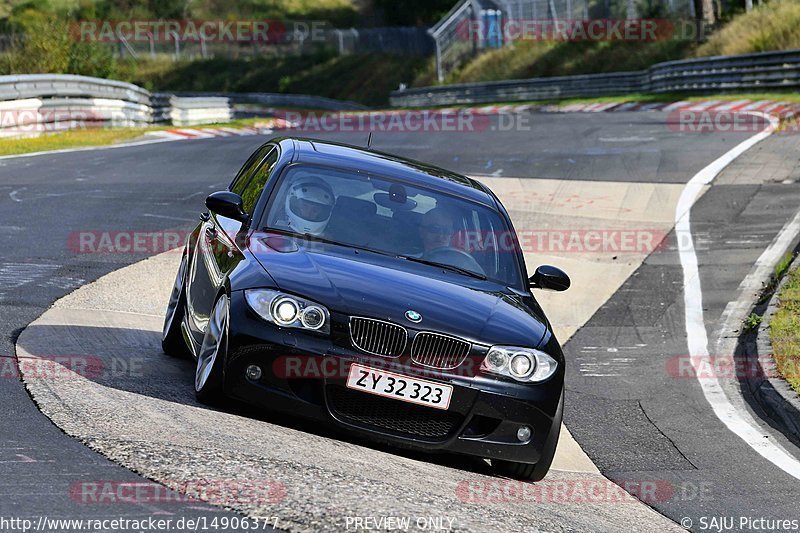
[195,294,229,405]
[492,389,564,482]
[162,253,191,359]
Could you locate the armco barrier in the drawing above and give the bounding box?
[390,48,800,107]
[172,92,369,111]
[168,95,233,126]
[0,75,367,138]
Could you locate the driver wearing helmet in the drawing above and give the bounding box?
[285,177,335,236]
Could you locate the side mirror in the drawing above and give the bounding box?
[529,265,570,292]
[206,191,248,222]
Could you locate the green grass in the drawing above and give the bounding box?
[0,128,150,156]
[771,265,800,394]
[414,36,695,88]
[775,252,795,279]
[697,0,800,57]
[123,53,428,107]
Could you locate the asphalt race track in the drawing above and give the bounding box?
[4,110,800,531]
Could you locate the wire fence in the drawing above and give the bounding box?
[430,0,703,81]
[86,26,434,62]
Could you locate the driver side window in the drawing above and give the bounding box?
[241,148,279,215]
[230,144,273,196]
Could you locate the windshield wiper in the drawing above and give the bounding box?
[398,255,487,280]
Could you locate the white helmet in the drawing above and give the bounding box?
[285,177,335,235]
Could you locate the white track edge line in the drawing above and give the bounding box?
[678,111,800,479]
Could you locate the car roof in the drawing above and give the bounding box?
[269,137,497,207]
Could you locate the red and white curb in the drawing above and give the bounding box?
[145,126,267,141]
[142,99,799,142]
[531,99,800,118]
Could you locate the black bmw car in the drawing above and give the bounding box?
[163,137,571,481]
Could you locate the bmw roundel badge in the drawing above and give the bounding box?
[405,310,422,323]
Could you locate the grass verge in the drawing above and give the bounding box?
[770,263,800,394]
[0,117,265,157]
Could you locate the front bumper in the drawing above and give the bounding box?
[223,291,564,465]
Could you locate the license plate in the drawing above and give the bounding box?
[346,364,453,410]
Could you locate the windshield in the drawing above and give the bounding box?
[260,164,523,287]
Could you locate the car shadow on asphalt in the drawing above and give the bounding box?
[17,323,496,478]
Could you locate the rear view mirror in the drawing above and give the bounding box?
[206,191,248,222]
[529,265,570,292]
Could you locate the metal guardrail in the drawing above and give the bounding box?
[168,95,233,126]
[0,75,369,138]
[171,92,369,111]
[0,74,151,104]
[390,48,800,107]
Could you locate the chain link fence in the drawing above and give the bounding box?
[93,25,433,62]
[430,0,700,81]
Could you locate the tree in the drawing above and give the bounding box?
[694,0,716,25]
[372,0,457,26]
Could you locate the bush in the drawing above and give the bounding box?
[68,42,117,78]
[5,11,117,77]
[6,12,71,73]
[698,0,800,56]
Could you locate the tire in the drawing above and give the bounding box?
[162,253,192,359]
[493,389,564,482]
[194,294,229,405]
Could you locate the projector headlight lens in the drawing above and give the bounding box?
[509,353,534,378]
[245,289,330,334]
[301,306,325,330]
[273,297,300,325]
[481,346,557,383]
[485,348,509,371]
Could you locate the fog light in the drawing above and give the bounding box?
[517,425,532,443]
[246,365,262,381]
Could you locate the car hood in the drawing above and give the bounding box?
[249,238,548,348]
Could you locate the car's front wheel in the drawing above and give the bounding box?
[492,389,564,482]
[195,294,229,405]
[162,253,191,359]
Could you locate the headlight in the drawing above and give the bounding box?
[481,346,557,383]
[245,289,330,334]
